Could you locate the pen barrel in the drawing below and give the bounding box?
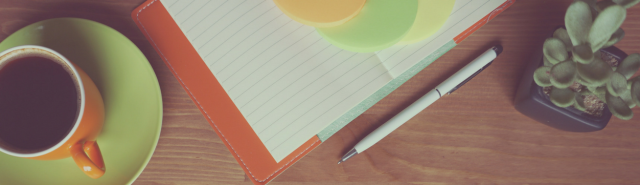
[435,48,497,93]
[354,90,441,152]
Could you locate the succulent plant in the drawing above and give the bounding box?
[533,0,640,120]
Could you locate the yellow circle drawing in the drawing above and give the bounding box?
[273,0,367,28]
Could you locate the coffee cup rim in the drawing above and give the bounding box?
[0,45,86,157]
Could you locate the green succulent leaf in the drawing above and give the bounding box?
[616,53,640,79]
[572,44,594,64]
[576,58,612,86]
[620,89,636,108]
[534,66,552,87]
[589,5,626,52]
[550,61,577,88]
[606,91,634,120]
[550,87,576,107]
[603,28,625,48]
[543,56,554,66]
[545,55,561,65]
[631,80,640,107]
[543,38,569,62]
[574,93,587,111]
[577,76,596,87]
[606,72,628,97]
[628,76,640,89]
[553,28,573,51]
[613,0,640,8]
[566,1,593,46]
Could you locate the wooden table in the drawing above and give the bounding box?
[1,0,639,184]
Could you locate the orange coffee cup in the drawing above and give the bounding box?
[0,45,106,179]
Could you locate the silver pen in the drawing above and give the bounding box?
[338,45,502,164]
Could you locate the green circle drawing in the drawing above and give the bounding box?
[316,0,418,53]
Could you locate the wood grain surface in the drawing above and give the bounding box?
[1,0,639,184]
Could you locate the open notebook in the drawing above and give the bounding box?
[132,0,514,184]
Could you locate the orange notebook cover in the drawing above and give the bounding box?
[131,0,514,184]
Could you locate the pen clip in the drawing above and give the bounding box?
[446,45,501,94]
[447,60,494,94]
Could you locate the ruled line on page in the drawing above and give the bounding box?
[180,1,211,24]
[190,0,249,42]
[231,35,329,107]
[163,0,178,9]
[214,20,299,76]
[172,0,195,18]
[198,2,268,52]
[203,7,280,67]
[243,51,357,119]
[182,1,229,33]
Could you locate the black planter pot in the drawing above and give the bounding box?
[514,46,627,132]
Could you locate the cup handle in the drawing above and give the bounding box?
[70,141,106,179]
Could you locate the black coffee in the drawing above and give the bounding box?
[0,56,79,153]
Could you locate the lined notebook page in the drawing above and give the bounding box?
[376,0,506,77]
[160,0,507,162]
[162,0,394,162]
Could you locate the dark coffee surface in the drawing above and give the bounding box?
[0,57,78,152]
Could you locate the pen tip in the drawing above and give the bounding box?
[337,160,342,164]
[492,45,503,55]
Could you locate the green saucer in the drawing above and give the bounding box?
[0,18,163,185]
